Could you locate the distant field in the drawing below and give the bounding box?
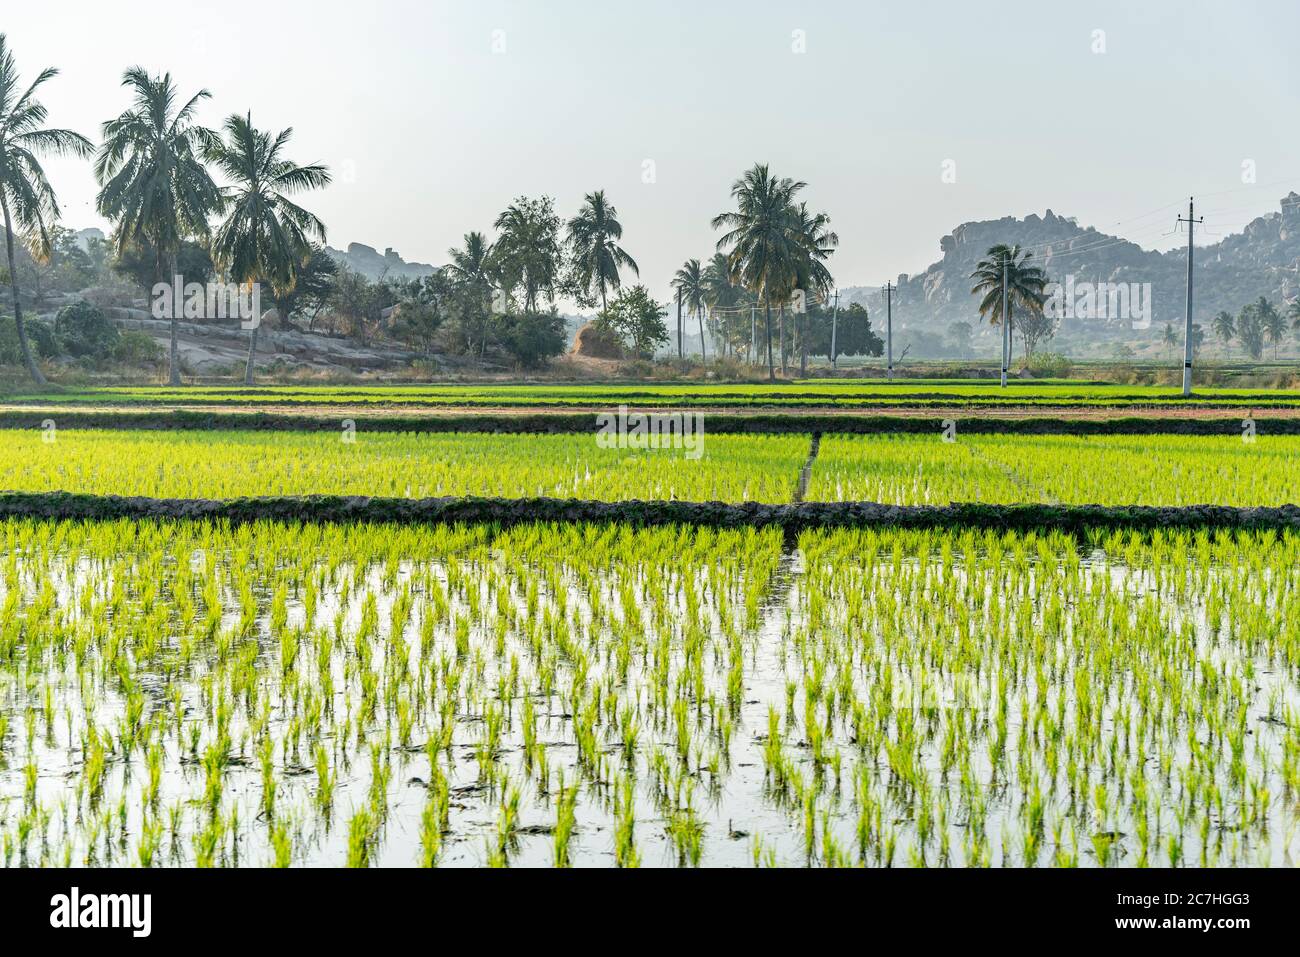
[3,428,1297,507]
[3,380,1300,410]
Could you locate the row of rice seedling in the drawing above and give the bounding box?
[807,434,1300,506]
[4,428,1298,507]
[9,381,1298,409]
[0,518,1296,867]
[0,429,807,503]
[973,433,1300,506]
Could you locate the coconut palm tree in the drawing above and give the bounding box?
[969,244,1047,375]
[1257,297,1286,358]
[711,163,804,380]
[492,196,561,313]
[1162,322,1178,361]
[1236,302,1265,360]
[204,113,330,384]
[0,35,92,384]
[703,252,745,359]
[566,190,637,312]
[444,231,495,356]
[444,231,493,296]
[787,202,838,375]
[1211,310,1236,356]
[96,67,222,386]
[671,258,706,360]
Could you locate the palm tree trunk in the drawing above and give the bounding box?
[779,304,786,375]
[799,309,807,376]
[698,306,707,362]
[764,298,774,381]
[244,323,259,385]
[168,251,182,386]
[0,192,46,386]
[244,281,259,385]
[676,292,683,359]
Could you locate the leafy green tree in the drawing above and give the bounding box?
[205,113,330,384]
[96,67,221,385]
[711,163,805,380]
[565,190,637,311]
[803,301,882,362]
[0,34,92,383]
[270,246,336,331]
[388,274,447,354]
[113,238,214,292]
[20,227,99,303]
[327,266,389,341]
[969,244,1047,365]
[947,321,973,358]
[596,285,668,358]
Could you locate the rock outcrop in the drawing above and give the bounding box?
[324,242,439,280]
[844,194,1300,331]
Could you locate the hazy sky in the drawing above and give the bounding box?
[9,0,1300,303]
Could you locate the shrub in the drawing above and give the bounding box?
[55,301,119,358]
[1016,352,1071,378]
[494,311,567,368]
[112,330,163,365]
[0,314,60,364]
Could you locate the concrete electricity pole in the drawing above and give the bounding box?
[829,290,841,370]
[1176,197,1203,397]
[883,281,895,380]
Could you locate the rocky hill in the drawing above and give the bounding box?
[844,193,1300,338]
[324,242,439,280]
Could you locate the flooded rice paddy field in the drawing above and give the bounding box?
[1,519,1298,867]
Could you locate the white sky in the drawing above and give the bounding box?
[8,0,1299,304]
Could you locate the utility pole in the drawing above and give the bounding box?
[1000,260,1009,388]
[829,290,841,370]
[676,289,683,359]
[883,282,895,380]
[1176,197,1203,397]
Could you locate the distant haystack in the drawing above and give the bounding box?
[571,321,624,360]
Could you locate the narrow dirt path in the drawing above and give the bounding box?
[962,439,1060,505]
[794,432,822,503]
